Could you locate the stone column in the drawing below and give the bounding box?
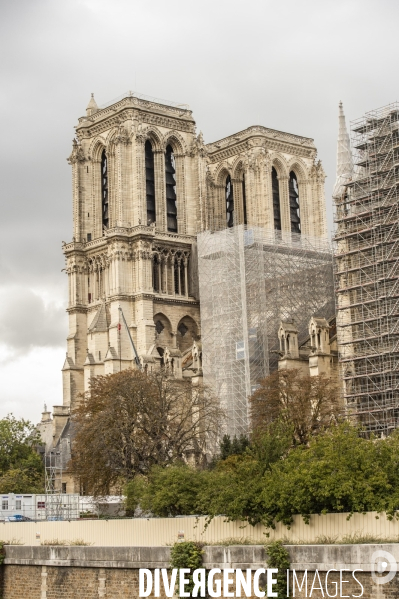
[279,176,291,239]
[263,157,274,230]
[178,258,182,295]
[91,158,102,239]
[164,255,169,294]
[98,568,107,598]
[175,153,187,234]
[172,255,176,295]
[231,177,242,225]
[41,565,47,599]
[154,149,166,230]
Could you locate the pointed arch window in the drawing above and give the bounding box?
[242,174,247,225]
[165,145,177,232]
[289,171,301,234]
[145,141,156,225]
[101,150,109,229]
[226,175,234,228]
[272,167,281,231]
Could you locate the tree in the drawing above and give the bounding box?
[250,369,340,445]
[260,422,399,527]
[0,415,44,493]
[71,369,222,496]
[219,434,250,461]
[129,419,293,523]
[125,465,205,517]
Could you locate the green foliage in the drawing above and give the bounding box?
[219,434,250,460]
[125,466,205,517]
[196,455,266,525]
[170,541,204,596]
[265,541,290,599]
[0,415,44,494]
[260,422,399,527]
[0,541,5,566]
[126,421,399,529]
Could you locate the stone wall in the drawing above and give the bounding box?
[2,544,399,598]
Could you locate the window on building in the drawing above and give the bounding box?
[157,347,165,367]
[226,175,234,228]
[62,483,67,494]
[155,320,164,335]
[165,145,177,232]
[37,501,45,509]
[289,171,301,233]
[153,255,160,292]
[101,150,109,230]
[178,322,188,337]
[16,500,21,510]
[272,167,281,231]
[145,140,156,225]
[2,500,8,511]
[242,174,247,225]
[87,233,92,242]
[236,340,245,360]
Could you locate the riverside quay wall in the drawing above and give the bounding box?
[1,544,399,598]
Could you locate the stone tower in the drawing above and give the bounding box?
[62,93,206,410]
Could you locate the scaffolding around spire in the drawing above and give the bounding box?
[334,102,399,435]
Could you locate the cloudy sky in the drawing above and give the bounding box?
[0,0,398,422]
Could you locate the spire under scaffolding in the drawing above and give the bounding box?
[332,102,354,199]
[333,102,399,435]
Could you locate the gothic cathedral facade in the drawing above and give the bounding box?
[62,92,327,413]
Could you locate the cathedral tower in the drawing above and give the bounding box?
[62,93,205,409]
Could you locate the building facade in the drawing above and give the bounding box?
[40,92,331,477]
[60,92,329,414]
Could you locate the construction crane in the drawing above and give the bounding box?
[118,306,142,369]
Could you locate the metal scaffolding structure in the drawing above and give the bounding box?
[334,102,399,435]
[198,225,335,438]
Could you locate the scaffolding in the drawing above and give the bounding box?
[198,225,335,438]
[334,102,399,435]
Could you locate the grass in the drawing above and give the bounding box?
[194,532,399,546]
[206,537,266,546]
[40,538,92,546]
[0,538,24,545]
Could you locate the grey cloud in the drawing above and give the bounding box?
[0,285,67,357]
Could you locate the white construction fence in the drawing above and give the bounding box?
[1,512,399,547]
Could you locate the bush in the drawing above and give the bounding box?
[125,465,205,517]
[170,541,203,596]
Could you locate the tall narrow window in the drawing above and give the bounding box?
[272,167,281,231]
[226,175,234,228]
[289,171,301,233]
[153,255,160,292]
[101,150,109,230]
[145,141,156,225]
[242,174,247,225]
[165,145,177,232]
